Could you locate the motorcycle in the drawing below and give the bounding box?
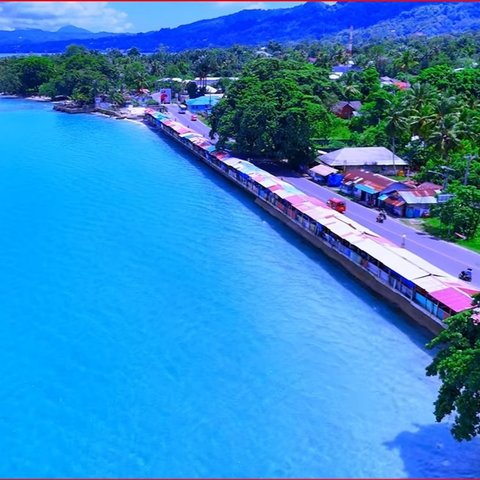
[376,212,386,224]
[459,268,473,282]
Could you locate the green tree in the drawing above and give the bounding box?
[384,98,410,172]
[186,81,199,99]
[426,310,480,441]
[436,184,480,239]
[17,56,55,95]
[210,58,338,166]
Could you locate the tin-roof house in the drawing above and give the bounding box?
[341,169,412,208]
[331,101,362,119]
[319,147,407,175]
[380,187,440,218]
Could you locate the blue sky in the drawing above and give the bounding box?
[122,2,304,32]
[0,2,304,33]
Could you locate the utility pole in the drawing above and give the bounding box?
[428,166,455,191]
[441,166,455,191]
[464,154,477,185]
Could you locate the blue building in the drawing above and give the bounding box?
[186,95,223,113]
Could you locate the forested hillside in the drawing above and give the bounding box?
[2,2,480,53]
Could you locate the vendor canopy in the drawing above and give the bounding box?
[429,287,475,313]
[169,123,193,135]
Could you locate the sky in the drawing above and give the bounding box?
[0,2,305,33]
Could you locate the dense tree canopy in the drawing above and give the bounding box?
[0,33,479,185]
[210,58,339,166]
[426,309,480,442]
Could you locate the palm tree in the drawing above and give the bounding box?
[427,115,466,161]
[402,83,436,137]
[422,96,461,154]
[403,82,435,112]
[384,99,410,174]
[194,54,215,92]
[393,49,419,74]
[338,73,361,101]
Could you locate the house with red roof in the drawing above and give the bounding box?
[340,169,412,207]
[379,187,441,218]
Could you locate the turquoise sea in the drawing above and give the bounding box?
[0,99,479,477]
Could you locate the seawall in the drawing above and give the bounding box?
[255,198,444,334]
[146,114,454,334]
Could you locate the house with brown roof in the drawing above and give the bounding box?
[331,101,362,119]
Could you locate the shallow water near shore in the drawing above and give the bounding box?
[0,99,479,478]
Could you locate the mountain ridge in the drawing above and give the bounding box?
[0,3,479,53]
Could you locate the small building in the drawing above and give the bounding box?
[308,164,338,184]
[319,147,408,174]
[380,76,411,90]
[331,101,362,119]
[341,169,411,208]
[330,64,362,80]
[191,77,238,86]
[380,188,439,218]
[186,94,223,113]
[417,182,443,191]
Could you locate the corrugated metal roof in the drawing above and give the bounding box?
[430,287,474,313]
[355,183,378,194]
[222,157,242,167]
[344,170,396,193]
[354,239,429,281]
[284,194,310,206]
[325,220,357,238]
[168,123,192,135]
[186,95,222,107]
[385,197,405,207]
[320,147,407,167]
[212,151,230,160]
[400,191,437,204]
[295,201,325,214]
[389,247,451,278]
[274,188,305,199]
[256,177,279,188]
[147,117,476,314]
[414,275,449,293]
[309,164,338,177]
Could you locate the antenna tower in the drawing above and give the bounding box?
[347,25,353,58]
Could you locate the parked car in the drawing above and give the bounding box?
[326,197,346,214]
[191,114,197,121]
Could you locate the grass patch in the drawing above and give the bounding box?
[460,236,480,254]
[422,217,480,254]
[200,115,211,127]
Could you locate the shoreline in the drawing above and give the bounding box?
[143,109,478,335]
[12,97,475,334]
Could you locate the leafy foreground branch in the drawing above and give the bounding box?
[426,301,480,441]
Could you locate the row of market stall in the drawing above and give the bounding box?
[145,109,477,326]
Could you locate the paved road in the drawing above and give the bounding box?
[163,104,480,288]
[264,164,480,288]
[165,104,217,142]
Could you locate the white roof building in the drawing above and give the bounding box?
[319,147,407,168]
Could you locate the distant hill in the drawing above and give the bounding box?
[1,2,480,53]
[338,3,480,43]
[0,25,118,52]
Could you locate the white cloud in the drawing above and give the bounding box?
[215,1,269,9]
[0,2,133,33]
[244,3,267,10]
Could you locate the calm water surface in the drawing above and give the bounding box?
[0,99,479,477]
